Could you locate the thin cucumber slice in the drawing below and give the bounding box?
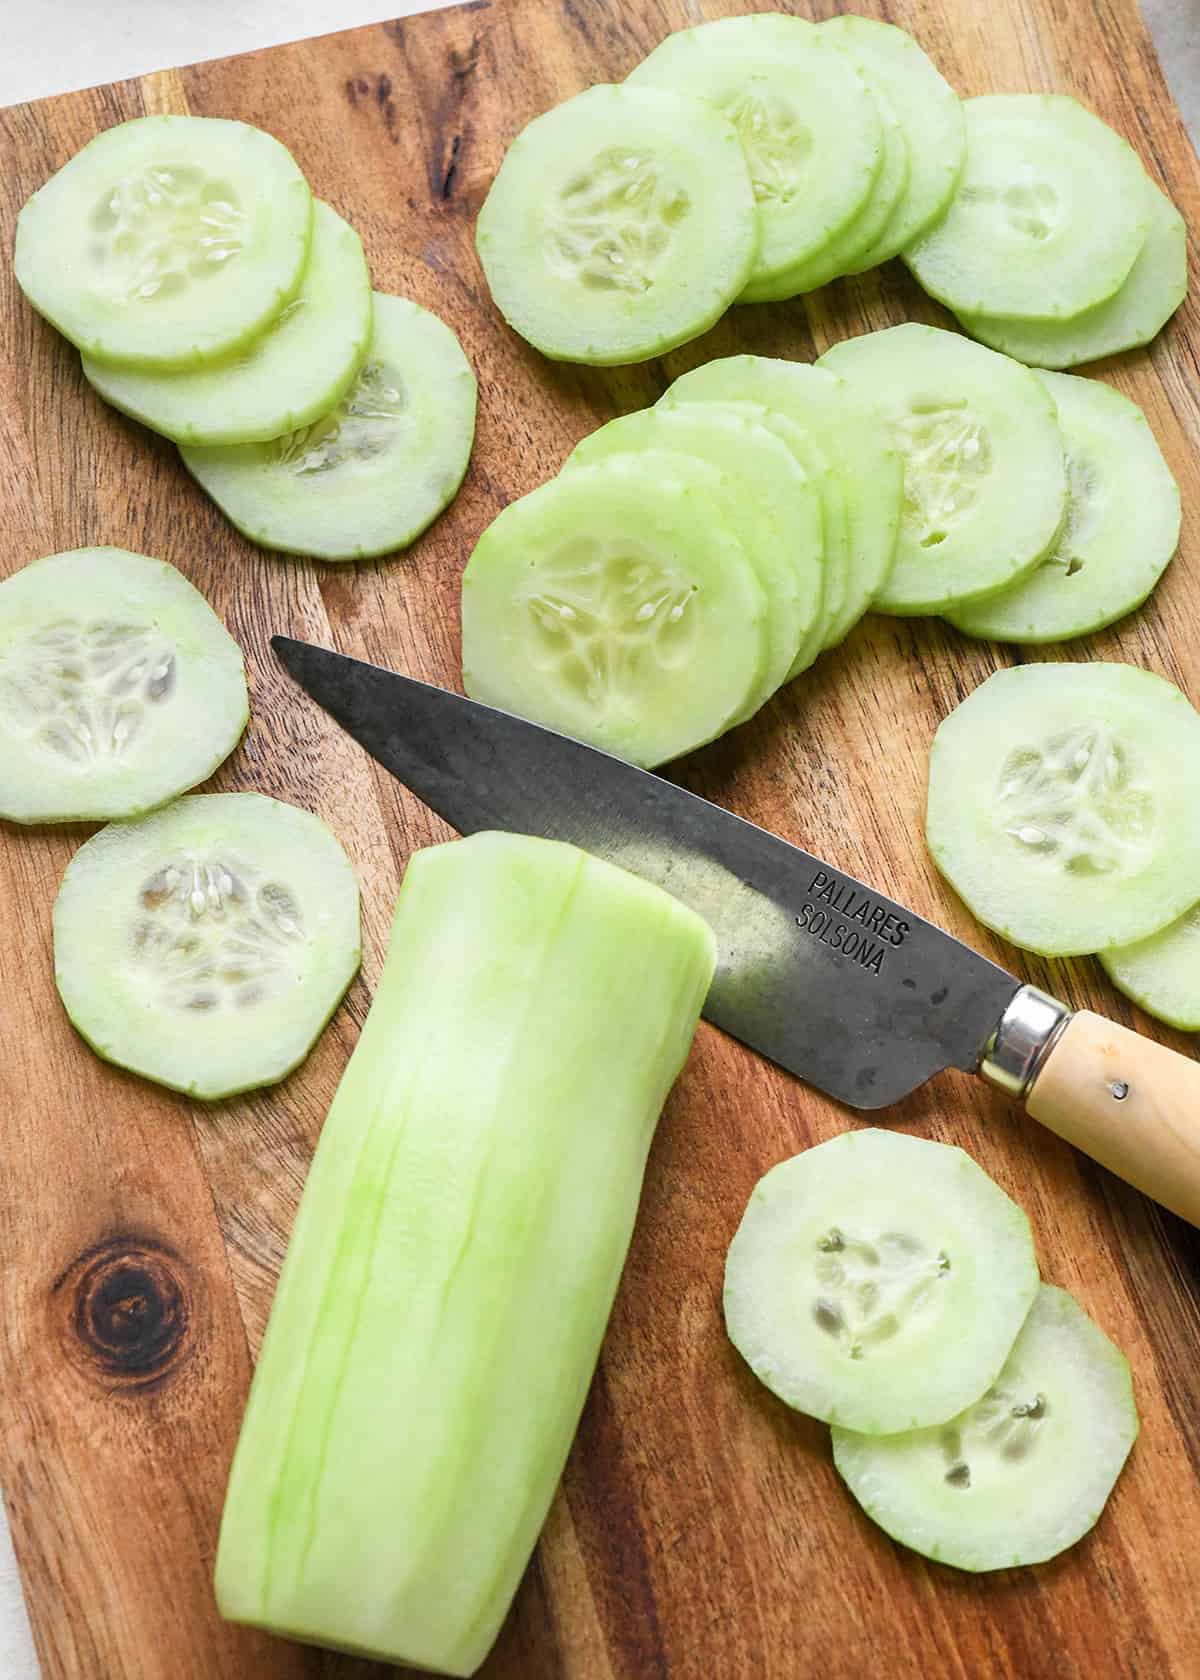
[819,325,1065,615]
[0,546,247,825]
[948,372,1180,643]
[724,1129,1039,1434]
[817,16,965,262]
[181,293,476,560]
[959,179,1187,368]
[1101,904,1200,1031]
[476,83,756,366]
[15,116,313,370]
[833,1285,1138,1571]
[461,453,768,768]
[82,201,371,447]
[926,662,1200,956]
[53,793,361,1100]
[628,16,882,290]
[566,405,824,715]
[216,831,715,1674]
[903,96,1150,322]
[666,356,901,646]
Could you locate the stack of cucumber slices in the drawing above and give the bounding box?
[726,1129,1138,1571]
[15,115,477,561]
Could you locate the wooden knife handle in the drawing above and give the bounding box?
[1025,1010,1200,1227]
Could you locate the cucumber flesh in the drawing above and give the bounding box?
[476,83,757,366]
[15,115,313,369]
[948,371,1179,644]
[904,95,1150,322]
[461,452,768,767]
[0,546,247,824]
[215,830,715,1675]
[958,179,1187,368]
[181,293,476,560]
[926,662,1200,956]
[82,201,372,447]
[724,1129,1039,1435]
[628,16,883,290]
[818,324,1065,615]
[1101,906,1200,1031]
[53,793,361,1099]
[833,1285,1138,1571]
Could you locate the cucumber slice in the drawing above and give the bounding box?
[461,452,768,768]
[180,293,476,560]
[82,201,371,447]
[724,1129,1039,1434]
[475,83,757,366]
[926,662,1200,956]
[833,1285,1138,1571]
[948,372,1180,644]
[15,115,313,370]
[903,96,1150,322]
[0,546,247,825]
[817,16,965,261]
[628,16,882,291]
[666,356,901,646]
[818,325,1065,615]
[53,793,361,1099]
[959,179,1187,368]
[1101,904,1200,1030]
[215,831,715,1674]
[566,404,824,712]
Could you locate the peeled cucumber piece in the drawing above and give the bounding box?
[15,115,313,370]
[181,293,476,559]
[476,83,757,365]
[926,663,1200,957]
[53,793,361,1099]
[959,179,1187,368]
[462,452,769,767]
[82,201,372,447]
[818,325,1066,615]
[0,546,247,824]
[215,830,716,1676]
[725,1129,1039,1435]
[629,16,882,295]
[903,95,1150,322]
[833,1285,1138,1571]
[948,371,1180,644]
[1101,906,1200,1031]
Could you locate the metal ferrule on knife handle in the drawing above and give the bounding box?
[979,986,1072,1099]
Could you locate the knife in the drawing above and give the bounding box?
[273,636,1200,1228]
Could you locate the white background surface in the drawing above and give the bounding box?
[1,2,1197,1676]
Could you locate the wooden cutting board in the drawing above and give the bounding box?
[1,0,1199,1674]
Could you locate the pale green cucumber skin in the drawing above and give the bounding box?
[476,83,757,366]
[181,292,477,560]
[948,371,1180,644]
[82,201,372,446]
[833,1285,1138,1572]
[215,830,715,1675]
[0,546,248,824]
[1101,904,1200,1031]
[53,793,361,1099]
[15,115,313,370]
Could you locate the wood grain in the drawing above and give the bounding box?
[1,1,1199,1675]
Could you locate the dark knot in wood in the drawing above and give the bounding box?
[56,1237,191,1389]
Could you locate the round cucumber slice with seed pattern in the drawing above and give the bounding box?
[628,16,882,292]
[724,1129,1039,1434]
[819,325,1065,615]
[1101,905,1200,1031]
[476,83,757,366]
[83,201,371,447]
[904,95,1150,322]
[927,663,1200,956]
[833,1285,1138,1571]
[53,793,361,1099]
[948,371,1179,644]
[0,546,247,825]
[462,453,768,768]
[15,115,313,369]
[181,293,476,560]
